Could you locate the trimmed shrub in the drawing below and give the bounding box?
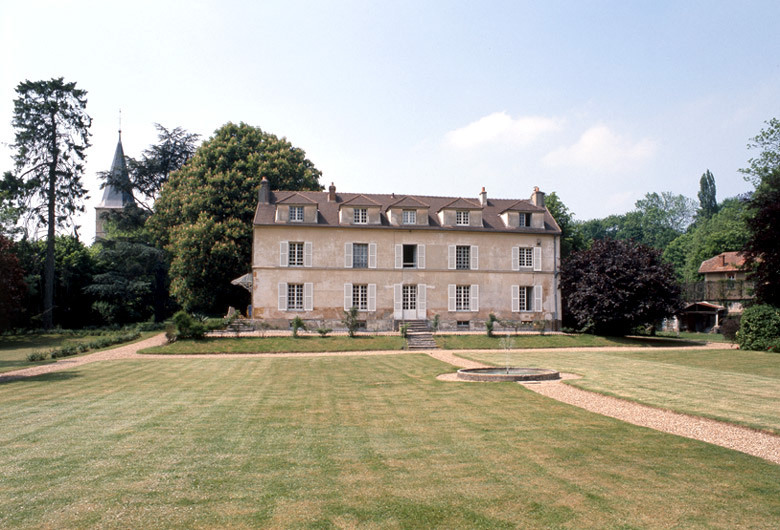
[342,306,360,338]
[485,314,498,337]
[317,328,332,337]
[172,311,207,340]
[400,323,409,339]
[27,351,50,362]
[291,316,305,338]
[720,316,740,343]
[737,304,780,351]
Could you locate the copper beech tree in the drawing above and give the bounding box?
[561,238,683,335]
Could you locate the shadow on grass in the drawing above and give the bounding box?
[0,370,83,385]
[609,336,706,347]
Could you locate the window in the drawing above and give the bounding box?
[403,210,416,224]
[512,285,535,312]
[456,210,469,226]
[457,320,470,330]
[518,247,533,268]
[402,284,417,310]
[455,246,470,270]
[353,208,367,224]
[455,285,470,311]
[289,206,304,222]
[287,284,304,310]
[353,284,368,310]
[289,242,304,266]
[518,213,530,227]
[353,243,368,268]
[403,244,416,268]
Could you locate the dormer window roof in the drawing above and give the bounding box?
[275,193,318,205]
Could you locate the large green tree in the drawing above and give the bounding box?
[1,78,91,328]
[544,192,584,258]
[149,122,322,313]
[740,117,780,188]
[743,168,780,305]
[696,169,718,222]
[561,238,682,335]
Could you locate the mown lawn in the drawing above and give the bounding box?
[141,335,406,354]
[433,333,705,350]
[464,347,780,433]
[0,332,156,374]
[1,354,779,529]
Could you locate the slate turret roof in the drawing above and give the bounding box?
[97,133,135,209]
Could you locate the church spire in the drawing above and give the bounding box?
[95,126,135,240]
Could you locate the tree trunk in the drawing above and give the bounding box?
[42,116,58,329]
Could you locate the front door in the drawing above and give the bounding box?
[402,284,417,320]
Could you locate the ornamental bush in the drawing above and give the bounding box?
[737,304,780,351]
[172,311,207,340]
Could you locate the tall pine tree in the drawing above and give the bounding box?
[1,78,92,328]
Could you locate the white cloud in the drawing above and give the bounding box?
[543,125,656,172]
[444,111,561,149]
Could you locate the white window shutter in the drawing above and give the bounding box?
[345,242,353,268]
[394,284,402,318]
[512,246,519,271]
[280,241,288,267]
[368,284,376,312]
[344,283,353,311]
[304,283,313,311]
[278,282,287,311]
[511,285,520,312]
[448,284,456,312]
[395,244,403,269]
[471,245,479,270]
[534,284,543,312]
[448,245,455,270]
[304,242,312,267]
[418,244,425,269]
[533,246,542,271]
[368,243,377,269]
[470,284,479,312]
[418,284,427,318]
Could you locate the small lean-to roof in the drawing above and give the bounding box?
[698,251,746,274]
[254,189,561,234]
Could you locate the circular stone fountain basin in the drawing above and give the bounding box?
[457,367,560,382]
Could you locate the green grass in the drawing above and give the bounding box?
[463,347,780,433]
[648,330,731,343]
[433,333,705,350]
[0,355,778,529]
[141,335,406,354]
[0,332,154,374]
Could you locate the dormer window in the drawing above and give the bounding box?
[403,210,416,225]
[353,208,367,224]
[456,211,469,226]
[518,213,531,227]
[289,206,304,222]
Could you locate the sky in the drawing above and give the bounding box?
[1,0,779,241]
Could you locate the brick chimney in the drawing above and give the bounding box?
[258,177,270,204]
[530,186,545,208]
[479,187,487,206]
[328,182,337,202]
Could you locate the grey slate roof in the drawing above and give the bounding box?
[97,135,135,209]
[254,189,561,234]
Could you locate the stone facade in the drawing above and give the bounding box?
[251,182,562,331]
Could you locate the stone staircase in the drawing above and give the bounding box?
[401,320,438,350]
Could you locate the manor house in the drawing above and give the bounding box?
[250,179,562,331]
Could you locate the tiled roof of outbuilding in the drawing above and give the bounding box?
[698,251,746,274]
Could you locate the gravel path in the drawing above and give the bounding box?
[429,349,780,465]
[3,337,778,465]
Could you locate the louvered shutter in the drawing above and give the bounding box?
[417,245,425,269]
[511,285,520,312]
[512,246,519,271]
[368,243,377,268]
[345,243,353,268]
[534,285,543,312]
[395,244,403,269]
[471,245,478,270]
[417,284,426,319]
[280,241,288,267]
[304,283,313,311]
[304,242,312,267]
[448,284,456,312]
[470,284,479,312]
[394,284,402,318]
[344,283,353,310]
[533,246,542,271]
[448,245,455,270]
[368,284,376,312]
[278,282,287,311]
